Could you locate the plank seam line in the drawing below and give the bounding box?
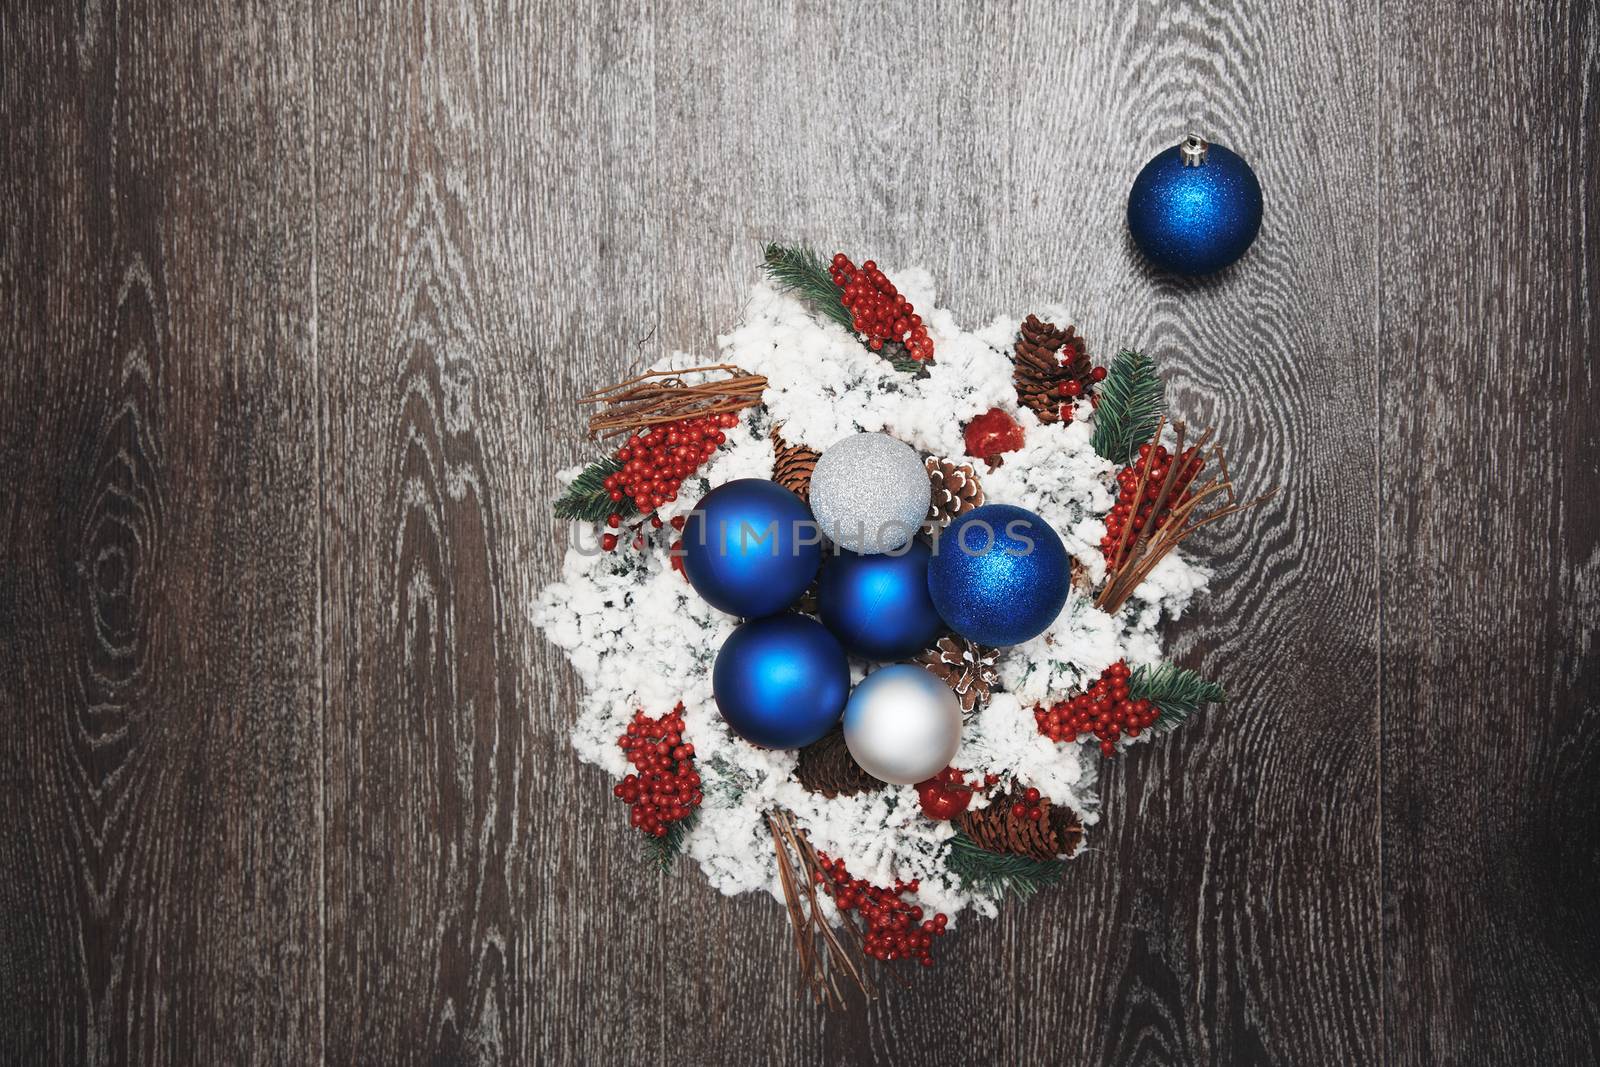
[308,2,328,1063]
[1372,1,1388,1062]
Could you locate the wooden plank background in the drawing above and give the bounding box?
[1,1,1596,1064]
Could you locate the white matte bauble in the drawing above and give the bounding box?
[842,665,962,785]
[807,432,931,554]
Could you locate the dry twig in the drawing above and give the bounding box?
[766,810,880,1009]
[581,363,766,438]
[1097,423,1276,613]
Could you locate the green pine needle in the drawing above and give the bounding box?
[1129,662,1226,733]
[641,810,698,872]
[884,344,929,378]
[761,243,854,332]
[1090,350,1166,465]
[554,457,639,524]
[944,830,1069,901]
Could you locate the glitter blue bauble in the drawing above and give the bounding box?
[682,478,821,619]
[926,504,1071,647]
[1127,135,1262,275]
[712,614,850,749]
[817,541,944,661]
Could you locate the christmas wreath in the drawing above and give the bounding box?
[535,244,1269,1006]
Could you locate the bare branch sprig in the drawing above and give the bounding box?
[581,363,766,439]
[1097,424,1276,614]
[766,810,881,1010]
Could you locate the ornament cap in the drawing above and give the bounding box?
[1180,134,1209,167]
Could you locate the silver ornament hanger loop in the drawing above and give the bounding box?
[1180,134,1210,167]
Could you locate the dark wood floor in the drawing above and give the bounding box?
[3,2,1597,1064]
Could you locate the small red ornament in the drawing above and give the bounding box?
[962,408,1025,465]
[915,766,974,821]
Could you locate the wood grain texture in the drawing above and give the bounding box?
[1,0,1597,1064]
[1378,0,1600,1062]
[0,2,322,1064]
[311,3,655,1062]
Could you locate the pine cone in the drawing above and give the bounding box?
[915,634,999,714]
[1013,315,1092,424]
[924,456,985,530]
[794,728,882,798]
[772,427,820,501]
[955,787,1083,860]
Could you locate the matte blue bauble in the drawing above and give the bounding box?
[712,614,850,748]
[926,504,1071,647]
[682,478,821,618]
[1127,135,1262,275]
[817,541,944,661]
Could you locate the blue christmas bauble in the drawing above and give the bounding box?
[1127,135,1262,275]
[926,504,1071,647]
[681,478,821,618]
[712,614,850,748]
[817,541,944,661]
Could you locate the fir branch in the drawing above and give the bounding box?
[888,354,926,377]
[762,243,854,332]
[554,457,638,523]
[1129,662,1226,733]
[642,809,698,872]
[1090,350,1166,465]
[944,830,1068,901]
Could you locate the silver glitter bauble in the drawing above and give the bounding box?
[807,432,931,554]
[842,665,962,785]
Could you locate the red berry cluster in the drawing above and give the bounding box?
[1057,363,1109,402]
[1008,786,1045,821]
[1034,661,1159,757]
[828,254,934,362]
[815,854,948,967]
[1100,441,1206,570]
[613,704,702,837]
[916,767,1003,821]
[600,413,739,549]
[601,513,666,554]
